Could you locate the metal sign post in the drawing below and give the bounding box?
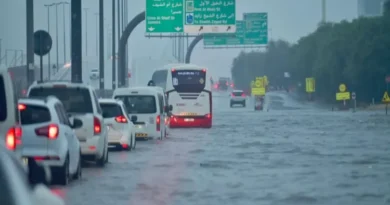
[352,92,356,112]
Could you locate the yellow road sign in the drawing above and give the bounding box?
[254,77,264,88]
[382,91,390,103]
[305,77,315,93]
[339,84,346,92]
[251,87,265,96]
[336,92,350,101]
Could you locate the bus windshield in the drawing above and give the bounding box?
[171,69,206,93]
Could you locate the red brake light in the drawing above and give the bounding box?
[115,115,127,123]
[202,69,206,72]
[18,104,26,110]
[231,93,235,96]
[6,126,22,150]
[241,93,246,97]
[171,68,176,72]
[94,117,101,134]
[205,113,211,119]
[156,115,160,131]
[35,124,59,139]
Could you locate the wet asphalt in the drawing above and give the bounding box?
[53,91,390,205]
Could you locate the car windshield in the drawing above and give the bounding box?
[19,104,51,125]
[114,95,156,114]
[28,87,93,113]
[99,103,123,118]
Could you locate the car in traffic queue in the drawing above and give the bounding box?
[26,81,109,167]
[112,86,170,140]
[230,89,247,107]
[16,97,83,185]
[98,99,136,151]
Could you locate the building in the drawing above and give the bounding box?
[358,0,385,17]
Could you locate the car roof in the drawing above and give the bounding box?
[114,86,160,95]
[29,81,93,90]
[18,97,60,107]
[98,98,123,105]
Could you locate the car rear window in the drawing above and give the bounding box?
[19,105,51,125]
[233,91,243,96]
[0,76,6,121]
[100,103,123,118]
[28,87,93,113]
[114,95,157,114]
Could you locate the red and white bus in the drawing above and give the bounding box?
[151,64,212,128]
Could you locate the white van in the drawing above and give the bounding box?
[112,86,171,140]
[0,66,21,150]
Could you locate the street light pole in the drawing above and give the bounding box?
[44,4,53,78]
[95,13,99,56]
[112,0,116,89]
[84,8,89,56]
[55,3,60,73]
[62,2,69,63]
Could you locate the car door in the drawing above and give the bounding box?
[157,93,165,135]
[55,103,77,173]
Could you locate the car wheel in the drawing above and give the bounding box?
[126,136,132,151]
[105,145,109,163]
[56,155,69,185]
[96,146,106,167]
[132,135,136,149]
[73,150,82,180]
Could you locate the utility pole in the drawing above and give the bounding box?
[71,0,82,82]
[84,8,89,56]
[26,0,34,85]
[112,0,116,89]
[95,13,99,56]
[99,0,105,89]
[44,4,53,77]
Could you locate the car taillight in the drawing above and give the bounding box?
[115,115,127,123]
[205,113,211,119]
[231,93,235,97]
[241,93,246,97]
[35,124,59,139]
[156,115,160,131]
[6,126,22,150]
[94,117,101,134]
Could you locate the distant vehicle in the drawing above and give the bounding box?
[99,99,136,151]
[230,90,246,107]
[113,86,170,140]
[151,64,212,128]
[90,68,99,80]
[27,81,109,167]
[16,97,83,185]
[216,77,232,91]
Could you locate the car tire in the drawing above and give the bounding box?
[96,146,106,167]
[73,150,82,180]
[132,136,137,149]
[104,146,109,163]
[243,102,246,107]
[55,154,69,185]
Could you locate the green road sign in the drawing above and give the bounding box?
[145,0,184,33]
[184,0,236,33]
[243,12,268,44]
[203,12,268,46]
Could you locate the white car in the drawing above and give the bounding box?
[230,89,246,107]
[26,81,109,167]
[0,66,21,151]
[16,97,83,185]
[113,86,170,140]
[99,99,136,151]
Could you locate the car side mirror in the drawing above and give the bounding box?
[71,118,83,129]
[130,115,137,122]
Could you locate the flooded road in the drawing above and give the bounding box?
[58,91,390,205]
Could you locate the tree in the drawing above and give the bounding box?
[231,12,390,103]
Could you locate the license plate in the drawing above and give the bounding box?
[184,118,194,122]
[22,158,28,166]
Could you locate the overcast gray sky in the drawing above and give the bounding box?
[0,0,357,78]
